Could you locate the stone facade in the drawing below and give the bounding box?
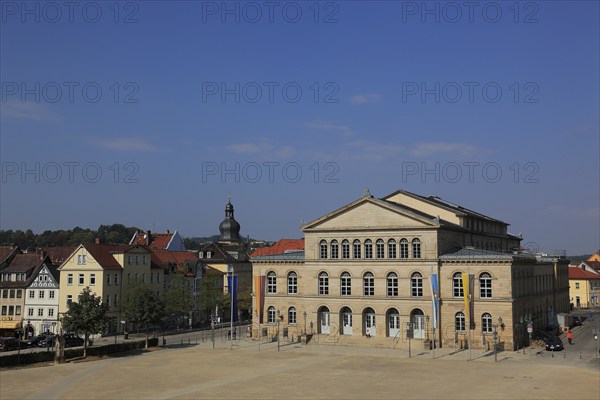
[251,189,570,351]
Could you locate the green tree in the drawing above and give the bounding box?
[164,274,193,328]
[197,273,229,322]
[61,287,109,358]
[124,283,165,348]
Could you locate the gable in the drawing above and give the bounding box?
[308,200,434,231]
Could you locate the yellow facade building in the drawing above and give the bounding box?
[251,189,570,351]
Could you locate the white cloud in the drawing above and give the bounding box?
[306,120,352,135]
[349,94,381,105]
[409,142,480,157]
[93,137,164,153]
[0,101,57,122]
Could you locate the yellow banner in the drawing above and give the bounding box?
[462,273,470,323]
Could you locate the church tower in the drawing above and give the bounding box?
[218,196,241,243]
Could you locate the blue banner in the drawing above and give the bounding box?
[430,274,439,329]
[227,275,238,322]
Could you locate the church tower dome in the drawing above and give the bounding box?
[219,196,241,242]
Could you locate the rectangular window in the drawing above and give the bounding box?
[39,290,45,299]
[143,255,147,264]
[9,289,15,298]
[15,306,21,315]
[114,273,119,285]
[8,305,14,315]
[77,254,87,264]
[151,272,154,283]
[90,273,96,285]
[135,256,139,265]
[575,282,580,289]
[67,295,73,303]
[16,289,22,298]
[107,274,111,286]
[68,273,73,285]
[106,294,111,307]
[78,274,84,285]
[29,290,35,299]
[38,308,44,317]
[114,294,119,307]
[1,289,7,298]
[28,308,34,316]
[49,290,55,299]
[48,309,54,317]
[1,306,6,315]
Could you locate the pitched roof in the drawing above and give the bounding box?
[584,260,600,271]
[82,244,139,270]
[3,253,46,273]
[38,246,78,266]
[569,266,600,279]
[251,239,304,257]
[0,245,20,264]
[130,230,178,250]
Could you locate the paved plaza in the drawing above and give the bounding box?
[1,336,599,400]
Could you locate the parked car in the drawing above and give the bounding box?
[0,337,21,351]
[571,316,582,327]
[63,333,84,348]
[38,334,56,347]
[26,333,49,347]
[545,336,564,351]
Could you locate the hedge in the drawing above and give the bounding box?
[0,337,159,367]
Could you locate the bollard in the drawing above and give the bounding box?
[579,351,582,359]
[551,352,554,358]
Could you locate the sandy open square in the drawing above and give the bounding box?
[1,340,599,400]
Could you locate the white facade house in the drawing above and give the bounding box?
[23,263,60,336]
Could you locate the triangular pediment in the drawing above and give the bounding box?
[303,197,437,231]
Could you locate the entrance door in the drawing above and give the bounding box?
[413,315,425,339]
[388,313,400,338]
[365,313,376,336]
[342,312,353,335]
[320,310,330,334]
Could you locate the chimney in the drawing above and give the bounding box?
[40,250,46,260]
[166,229,170,234]
[146,230,152,246]
[95,238,101,244]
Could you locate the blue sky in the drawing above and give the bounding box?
[1,1,598,255]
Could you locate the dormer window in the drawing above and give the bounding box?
[207,252,211,259]
[199,252,204,258]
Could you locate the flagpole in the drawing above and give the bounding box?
[229,265,234,350]
[430,267,435,359]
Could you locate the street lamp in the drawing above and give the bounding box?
[276,309,281,352]
[303,311,307,335]
[492,324,499,362]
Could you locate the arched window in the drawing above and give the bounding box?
[363,272,374,296]
[353,240,361,259]
[287,271,297,294]
[388,239,396,259]
[453,272,464,298]
[455,312,466,331]
[400,239,409,259]
[411,272,423,297]
[480,273,492,298]
[341,240,350,259]
[331,240,339,259]
[387,272,398,297]
[318,272,329,295]
[364,239,373,259]
[376,239,385,259]
[267,271,277,294]
[412,238,421,259]
[341,272,351,296]
[481,313,492,333]
[320,240,328,259]
[288,307,297,324]
[268,306,276,323]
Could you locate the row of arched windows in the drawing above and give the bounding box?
[455,312,494,333]
[319,238,421,260]
[266,271,493,299]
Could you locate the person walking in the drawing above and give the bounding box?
[567,330,573,345]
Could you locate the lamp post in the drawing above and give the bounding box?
[276,309,281,352]
[492,323,499,362]
[228,265,234,350]
[303,311,307,335]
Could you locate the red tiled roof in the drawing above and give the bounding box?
[130,231,174,249]
[3,253,45,272]
[0,245,20,263]
[150,250,199,276]
[38,246,78,265]
[569,267,600,280]
[83,244,138,270]
[251,239,304,257]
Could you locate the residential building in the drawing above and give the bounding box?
[57,243,163,334]
[0,252,51,338]
[24,261,60,335]
[251,188,570,351]
[568,266,600,308]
